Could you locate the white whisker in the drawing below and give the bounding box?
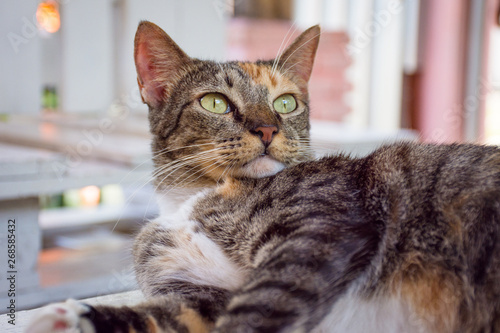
[280,60,303,78]
[141,153,223,221]
[151,147,221,178]
[153,157,223,206]
[278,31,322,75]
[271,21,298,78]
[111,145,219,232]
[117,141,214,191]
[216,158,238,185]
[154,151,222,188]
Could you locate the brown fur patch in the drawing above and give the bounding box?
[176,305,212,333]
[146,315,160,333]
[216,177,244,198]
[443,202,466,243]
[238,63,269,86]
[394,259,462,332]
[156,229,204,265]
[238,62,299,94]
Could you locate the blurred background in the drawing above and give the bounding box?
[0,0,499,312]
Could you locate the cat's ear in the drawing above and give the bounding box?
[277,25,320,84]
[134,21,192,108]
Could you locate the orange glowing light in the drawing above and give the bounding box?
[80,186,101,207]
[39,122,58,140]
[36,1,61,33]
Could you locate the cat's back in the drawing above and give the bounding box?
[355,142,500,223]
[351,142,500,332]
[262,142,500,333]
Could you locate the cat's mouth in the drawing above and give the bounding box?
[237,154,285,178]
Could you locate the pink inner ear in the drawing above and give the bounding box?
[136,41,164,106]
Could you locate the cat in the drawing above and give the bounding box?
[26,21,500,333]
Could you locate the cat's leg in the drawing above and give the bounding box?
[26,219,245,333]
[213,217,382,333]
[25,283,228,333]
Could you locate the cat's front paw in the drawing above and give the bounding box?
[25,299,94,333]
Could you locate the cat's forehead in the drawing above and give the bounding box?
[238,62,299,94]
[209,61,302,98]
[237,62,279,87]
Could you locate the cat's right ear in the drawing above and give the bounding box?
[277,25,320,94]
[134,21,191,108]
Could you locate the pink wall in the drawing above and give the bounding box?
[417,0,468,143]
[417,0,498,143]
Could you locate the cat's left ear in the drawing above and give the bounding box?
[134,21,192,108]
[277,25,320,84]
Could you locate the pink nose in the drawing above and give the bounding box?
[253,125,278,147]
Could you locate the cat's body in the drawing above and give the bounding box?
[134,142,500,333]
[27,22,500,333]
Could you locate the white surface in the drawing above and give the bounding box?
[0,116,152,167]
[0,160,151,200]
[0,143,63,179]
[39,201,158,231]
[310,120,418,157]
[54,228,129,251]
[1,290,144,332]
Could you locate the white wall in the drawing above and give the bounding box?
[345,0,373,128]
[368,0,404,131]
[0,0,42,114]
[0,0,226,115]
[60,0,115,113]
[116,0,227,113]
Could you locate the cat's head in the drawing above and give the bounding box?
[134,21,320,189]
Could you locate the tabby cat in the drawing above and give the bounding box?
[27,21,500,333]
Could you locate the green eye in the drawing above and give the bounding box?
[273,94,297,113]
[200,93,229,114]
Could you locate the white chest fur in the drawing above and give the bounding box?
[313,287,425,333]
[152,189,246,291]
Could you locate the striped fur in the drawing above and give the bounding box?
[26,22,500,333]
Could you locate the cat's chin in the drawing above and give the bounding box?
[237,156,286,178]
